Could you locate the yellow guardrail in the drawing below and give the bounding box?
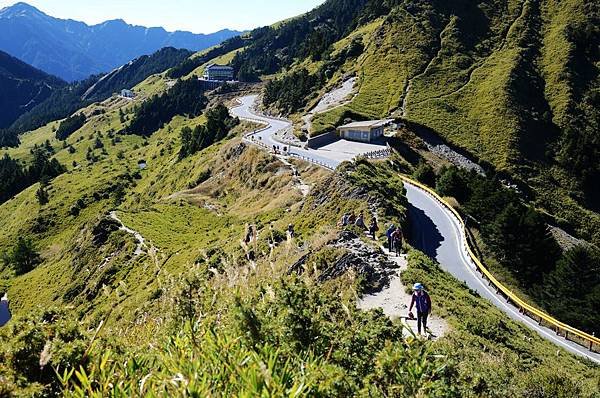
[399,174,600,353]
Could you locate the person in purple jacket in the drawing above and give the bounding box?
[409,283,431,336]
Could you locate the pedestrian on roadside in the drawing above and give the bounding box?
[408,283,431,336]
[392,227,403,256]
[386,224,396,251]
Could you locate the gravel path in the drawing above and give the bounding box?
[109,211,148,256]
[358,248,448,339]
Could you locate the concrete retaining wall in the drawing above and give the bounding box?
[306,131,338,149]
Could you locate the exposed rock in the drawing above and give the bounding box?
[326,231,398,293]
[224,142,247,160]
[289,230,398,293]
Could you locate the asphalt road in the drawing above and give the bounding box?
[231,95,357,169]
[231,94,600,364]
[405,183,600,364]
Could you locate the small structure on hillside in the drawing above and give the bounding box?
[337,120,391,143]
[121,89,135,99]
[203,64,234,82]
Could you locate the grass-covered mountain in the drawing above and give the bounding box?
[1,0,599,396]
[0,2,242,81]
[81,47,193,102]
[225,0,600,343]
[233,0,600,242]
[1,47,196,148]
[0,50,65,135]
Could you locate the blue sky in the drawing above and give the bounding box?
[0,0,326,33]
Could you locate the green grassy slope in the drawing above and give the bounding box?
[266,0,600,245]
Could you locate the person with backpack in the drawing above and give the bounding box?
[386,224,396,251]
[391,226,403,256]
[408,283,431,336]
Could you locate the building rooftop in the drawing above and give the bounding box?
[205,63,234,70]
[337,119,392,129]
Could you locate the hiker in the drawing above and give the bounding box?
[409,283,431,336]
[386,224,395,251]
[287,223,295,239]
[355,212,366,230]
[369,218,379,239]
[0,293,10,327]
[339,213,350,227]
[392,227,403,256]
[348,212,356,225]
[244,224,254,244]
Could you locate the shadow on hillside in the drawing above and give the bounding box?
[407,202,443,259]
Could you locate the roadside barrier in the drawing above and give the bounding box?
[399,174,600,354]
[363,147,392,159]
[288,152,335,171]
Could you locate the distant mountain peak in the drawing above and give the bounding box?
[0,2,46,18]
[0,2,243,81]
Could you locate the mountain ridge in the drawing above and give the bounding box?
[0,49,65,133]
[0,2,242,81]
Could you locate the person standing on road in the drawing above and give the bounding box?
[409,283,431,336]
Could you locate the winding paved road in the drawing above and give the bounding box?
[230,95,600,364]
[231,95,356,169]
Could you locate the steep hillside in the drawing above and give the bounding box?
[1,1,600,395]
[1,47,198,148]
[0,2,242,81]
[0,50,65,136]
[81,47,193,101]
[0,82,598,395]
[229,0,599,243]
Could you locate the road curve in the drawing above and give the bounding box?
[406,183,600,364]
[230,95,343,170]
[230,95,600,364]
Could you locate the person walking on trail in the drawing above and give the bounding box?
[391,227,403,256]
[287,223,295,239]
[355,212,366,230]
[386,224,395,251]
[409,283,431,336]
[369,218,379,239]
[0,293,11,327]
